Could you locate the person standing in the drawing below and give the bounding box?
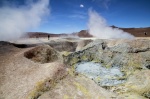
[144,32,147,36]
[48,35,50,40]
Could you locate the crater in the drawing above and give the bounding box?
[24,45,59,63]
[146,65,150,69]
[48,41,78,52]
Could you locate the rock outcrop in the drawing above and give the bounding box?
[63,39,150,98]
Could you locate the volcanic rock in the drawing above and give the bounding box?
[76,39,93,51]
[63,39,150,98]
[48,40,78,52]
[24,45,60,63]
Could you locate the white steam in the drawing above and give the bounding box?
[88,9,134,39]
[0,0,50,41]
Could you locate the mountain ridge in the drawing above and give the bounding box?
[26,26,150,38]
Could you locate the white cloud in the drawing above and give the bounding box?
[80,4,84,8]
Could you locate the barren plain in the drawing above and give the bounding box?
[0,30,150,99]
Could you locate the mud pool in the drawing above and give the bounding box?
[75,62,125,86]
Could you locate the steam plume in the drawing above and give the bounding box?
[88,9,134,39]
[0,0,50,41]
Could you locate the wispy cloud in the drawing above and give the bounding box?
[69,10,87,19]
[92,0,111,9]
[69,14,86,19]
[103,0,111,9]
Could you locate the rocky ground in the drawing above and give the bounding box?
[0,37,150,99]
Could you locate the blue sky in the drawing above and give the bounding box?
[0,0,150,34]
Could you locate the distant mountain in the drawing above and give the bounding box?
[26,27,150,38]
[111,26,150,37]
[120,27,150,37]
[77,30,93,37]
[27,32,68,38]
